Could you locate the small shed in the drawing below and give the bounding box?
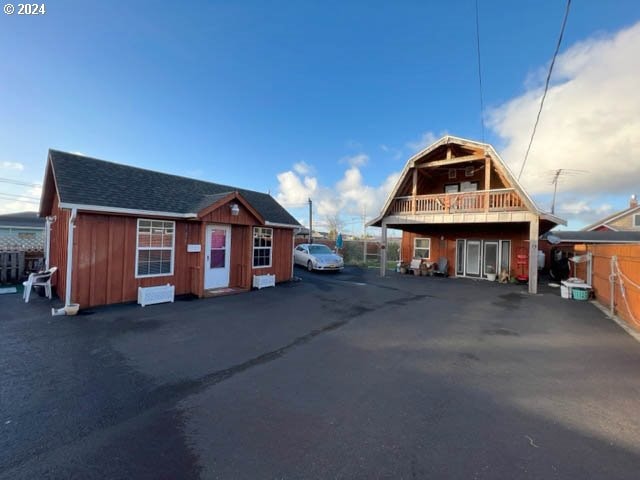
[39,150,300,308]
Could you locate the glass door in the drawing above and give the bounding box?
[465,241,481,277]
[500,240,511,276]
[484,241,498,277]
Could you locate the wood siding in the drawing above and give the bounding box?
[250,227,294,283]
[48,196,70,300]
[609,211,640,231]
[572,244,640,331]
[401,224,529,277]
[230,225,251,289]
[71,213,199,307]
[199,201,259,225]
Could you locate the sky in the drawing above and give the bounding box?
[1,0,639,232]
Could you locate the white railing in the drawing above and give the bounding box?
[391,188,526,215]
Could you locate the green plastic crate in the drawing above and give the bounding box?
[572,288,589,301]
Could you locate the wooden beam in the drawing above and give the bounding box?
[484,156,491,212]
[411,169,417,214]
[446,147,452,160]
[416,154,485,168]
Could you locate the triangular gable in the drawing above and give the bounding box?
[370,135,564,226]
[582,205,640,231]
[196,191,265,224]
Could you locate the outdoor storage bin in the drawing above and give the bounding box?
[572,288,589,301]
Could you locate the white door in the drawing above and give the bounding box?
[204,225,231,289]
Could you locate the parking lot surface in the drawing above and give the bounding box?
[2,267,640,479]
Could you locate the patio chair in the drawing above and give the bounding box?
[432,257,449,277]
[23,267,57,303]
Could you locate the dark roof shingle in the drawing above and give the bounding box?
[0,211,45,228]
[542,230,640,244]
[49,150,299,226]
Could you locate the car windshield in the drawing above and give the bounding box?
[309,245,333,254]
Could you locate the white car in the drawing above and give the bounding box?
[294,243,344,272]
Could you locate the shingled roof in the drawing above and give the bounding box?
[43,150,299,226]
[0,211,45,228]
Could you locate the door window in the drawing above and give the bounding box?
[210,229,226,268]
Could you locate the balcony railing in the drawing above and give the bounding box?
[391,188,526,215]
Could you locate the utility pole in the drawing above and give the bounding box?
[549,168,586,215]
[551,169,561,214]
[308,198,313,244]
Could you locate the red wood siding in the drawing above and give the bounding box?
[250,227,294,283]
[48,196,70,300]
[71,213,199,307]
[401,224,529,277]
[199,201,259,225]
[230,225,251,289]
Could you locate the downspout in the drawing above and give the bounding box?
[44,216,52,269]
[65,208,77,307]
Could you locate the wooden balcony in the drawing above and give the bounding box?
[391,188,526,215]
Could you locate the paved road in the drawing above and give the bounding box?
[2,267,640,479]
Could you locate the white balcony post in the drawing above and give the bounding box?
[380,219,388,277]
[528,215,539,294]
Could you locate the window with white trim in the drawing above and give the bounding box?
[414,237,430,259]
[634,213,640,227]
[253,227,273,268]
[136,219,175,277]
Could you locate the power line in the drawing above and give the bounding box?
[0,177,41,188]
[517,0,572,180]
[0,192,40,202]
[474,0,485,145]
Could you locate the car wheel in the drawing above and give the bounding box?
[307,260,314,272]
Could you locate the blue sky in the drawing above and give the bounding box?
[1,1,639,231]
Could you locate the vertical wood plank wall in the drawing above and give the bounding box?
[401,224,528,277]
[48,197,70,300]
[53,207,295,307]
[573,244,640,331]
[250,228,293,283]
[71,213,199,307]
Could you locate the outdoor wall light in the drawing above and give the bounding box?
[230,203,240,216]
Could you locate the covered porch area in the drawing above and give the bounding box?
[379,214,559,294]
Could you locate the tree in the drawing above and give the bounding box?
[324,214,344,241]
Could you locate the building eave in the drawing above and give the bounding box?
[58,202,198,219]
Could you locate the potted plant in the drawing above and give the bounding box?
[486,265,496,281]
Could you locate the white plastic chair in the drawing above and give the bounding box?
[23,267,57,303]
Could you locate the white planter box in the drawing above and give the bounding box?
[138,284,175,307]
[253,274,276,290]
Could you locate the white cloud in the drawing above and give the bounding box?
[340,153,369,168]
[0,183,42,214]
[293,161,313,176]
[488,22,640,200]
[275,170,318,206]
[405,131,438,153]
[1,161,24,171]
[276,158,400,225]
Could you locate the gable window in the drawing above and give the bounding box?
[465,166,475,177]
[634,214,640,227]
[253,227,273,268]
[448,168,456,179]
[136,219,175,277]
[414,237,430,259]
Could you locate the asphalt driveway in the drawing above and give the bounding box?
[2,267,640,479]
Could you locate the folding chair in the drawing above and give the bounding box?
[23,267,57,303]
